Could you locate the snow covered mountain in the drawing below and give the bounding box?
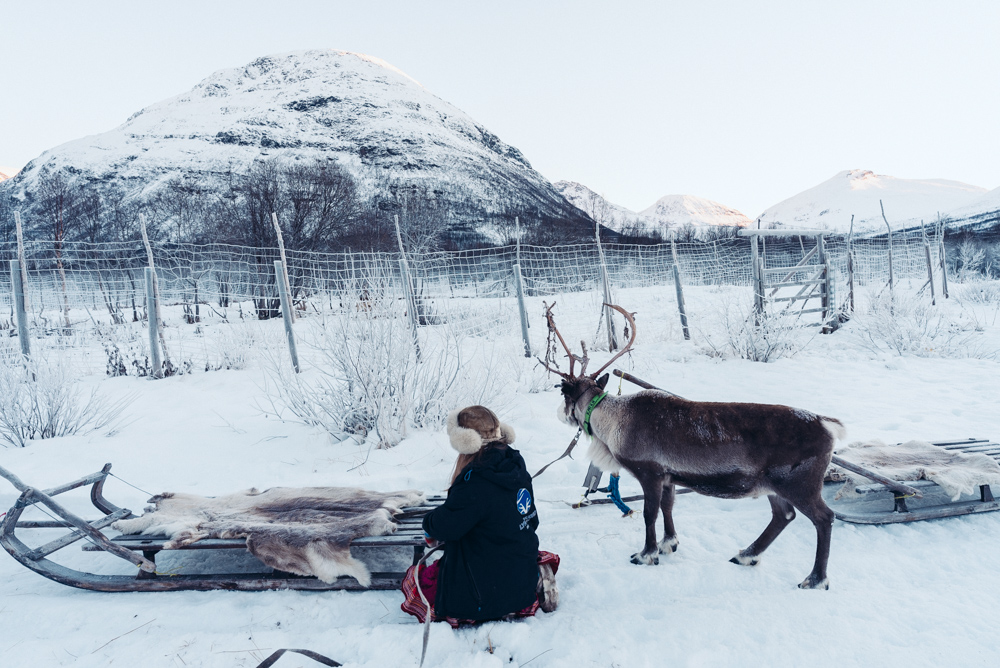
[639,194,751,232]
[0,167,18,182]
[555,181,750,237]
[2,50,590,241]
[757,169,988,233]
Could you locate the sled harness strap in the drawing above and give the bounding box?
[255,648,341,667]
[532,428,582,479]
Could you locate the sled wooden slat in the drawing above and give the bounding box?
[29,508,132,560]
[42,471,112,498]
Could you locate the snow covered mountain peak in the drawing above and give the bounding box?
[758,170,988,232]
[640,194,751,229]
[5,49,589,242]
[0,167,18,182]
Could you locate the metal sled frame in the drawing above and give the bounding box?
[0,462,441,592]
[826,439,1000,525]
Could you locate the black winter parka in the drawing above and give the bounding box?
[422,445,540,621]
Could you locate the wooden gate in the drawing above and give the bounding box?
[740,229,835,327]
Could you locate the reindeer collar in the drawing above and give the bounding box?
[583,392,608,436]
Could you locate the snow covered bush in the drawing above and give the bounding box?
[0,357,131,448]
[700,292,809,362]
[849,289,988,358]
[263,294,513,448]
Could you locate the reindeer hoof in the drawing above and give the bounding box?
[797,575,829,590]
[729,552,760,566]
[658,536,679,554]
[630,552,659,566]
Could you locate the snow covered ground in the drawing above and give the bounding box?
[3,285,1000,667]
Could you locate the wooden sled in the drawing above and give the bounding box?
[0,462,441,592]
[824,439,1000,525]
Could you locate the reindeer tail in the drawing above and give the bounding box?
[820,417,847,443]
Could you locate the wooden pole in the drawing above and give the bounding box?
[595,220,618,350]
[271,212,295,323]
[938,214,949,299]
[921,220,936,306]
[13,211,29,311]
[847,215,855,314]
[817,235,830,323]
[10,260,30,360]
[670,241,690,340]
[751,235,764,323]
[139,215,172,369]
[513,263,532,357]
[880,199,894,293]
[274,260,300,373]
[394,215,421,359]
[144,267,163,379]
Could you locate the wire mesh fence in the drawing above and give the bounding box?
[0,228,946,377]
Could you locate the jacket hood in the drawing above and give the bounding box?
[463,446,531,491]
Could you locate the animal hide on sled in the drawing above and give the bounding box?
[112,487,425,587]
[827,440,1000,501]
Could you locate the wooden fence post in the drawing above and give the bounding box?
[144,267,163,379]
[394,215,421,360]
[595,221,618,350]
[274,260,300,373]
[846,215,855,314]
[271,213,295,323]
[817,235,830,322]
[513,263,532,357]
[670,241,690,340]
[880,199,894,294]
[13,212,29,312]
[751,235,764,323]
[938,215,949,299]
[921,220,936,305]
[10,260,30,360]
[139,215,173,371]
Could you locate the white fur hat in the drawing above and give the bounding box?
[447,406,516,454]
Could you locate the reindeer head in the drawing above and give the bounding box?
[537,303,637,429]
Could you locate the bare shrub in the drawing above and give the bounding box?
[263,290,512,448]
[850,289,990,358]
[700,293,810,362]
[0,357,132,448]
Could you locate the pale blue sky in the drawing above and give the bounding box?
[2,1,998,217]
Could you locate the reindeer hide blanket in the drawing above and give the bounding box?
[112,487,425,587]
[826,440,1000,501]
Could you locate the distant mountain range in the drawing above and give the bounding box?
[0,167,18,182]
[1,50,593,246]
[554,181,751,238]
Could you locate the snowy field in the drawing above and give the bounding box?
[3,284,1000,667]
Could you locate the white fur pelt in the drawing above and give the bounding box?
[827,440,1000,501]
[112,487,425,587]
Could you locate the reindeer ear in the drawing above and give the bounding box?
[596,373,610,390]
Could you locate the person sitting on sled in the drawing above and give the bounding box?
[401,405,559,626]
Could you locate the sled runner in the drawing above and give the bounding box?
[0,462,442,592]
[824,438,1000,525]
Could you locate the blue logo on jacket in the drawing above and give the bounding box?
[516,488,532,515]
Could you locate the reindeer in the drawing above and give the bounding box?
[541,304,844,589]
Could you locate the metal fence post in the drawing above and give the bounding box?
[10,260,30,360]
[144,267,163,379]
[670,241,690,340]
[274,261,300,373]
[513,263,532,357]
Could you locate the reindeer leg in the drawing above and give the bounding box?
[730,494,795,566]
[658,481,679,555]
[788,494,834,590]
[630,472,664,565]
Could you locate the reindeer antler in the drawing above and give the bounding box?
[589,305,637,378]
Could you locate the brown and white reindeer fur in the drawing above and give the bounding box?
[541,303,844,589]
